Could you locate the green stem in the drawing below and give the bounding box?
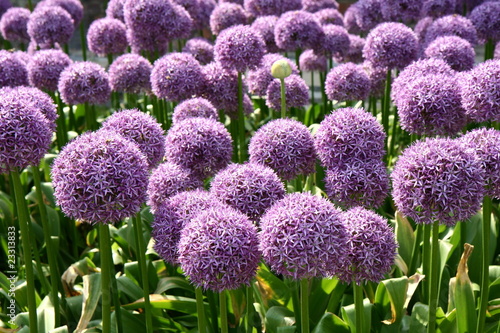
[11,169,38,333]
[134,213,153,333]
[246,285,255,333]
[295,49,302,76]
[237,72,247,163]
[50,91,68,150]
[427,221,440,333]
[207,290,219,333]
[388,108,399,166]
[196,287,208,333]
[280,77,287,119]
[422,223,431,304]
[311,71,315,106]
[287,279,301,330]
[354,282,364,333]
[99,223,112,333]
[80,22,87,61]
[220,290,229,333]
[477,196,492,333]
[320,71,328,117]
[382,69,392,159]
[300,279,310,333]
[84,102,97,131]
[408,223,422,276]
[485,39,494,61]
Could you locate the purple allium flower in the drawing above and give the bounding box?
[27,49,72,92]
[391,137,485,226]
[173,0,201,30]
[266,74,309,110]
[344,4,362,34]
[100,109,165,169]
[196,0,216,30]
[172,97,218,124]
[363,22,419,70]
[151,52,205,102]
[164,117,233,179]
[325,63,371,102]
[27,6,74,49]
[259,192,347,279]
[245,0,301,16]
[0,0,11,18]
[314,8,344,26]
[0,7,30,44]
[52,130,149,224]
[422,0,456,18]
[58,61,111,105]
[36,0,83,26]
[209,3,247,35]
[299,49,327,72]
[246,53,298,96]
[324,159,389,210]
[362,61,388,98]
[249,118,316,180]
[251,15,279,53]
[424,36,475,71]
[0,50,28,88]
[469,1,500,42]
[178,206,260,292]
[414,16,434,42]
[314,107,385,168]
[379,0,421,23]
[337,207,398,284]
[460,59,500,123]
[303,0,338,12]
[354,0,384,32]
[147,162,204,213]
[106,0,126,22]
[214,24,266,72]
[183,37,214,65]
[274,10,324,52]
[210,162,285,220]
[495,41,500,59]
[317,24,350,57]
[334,34,365,64]
[424,14,478,47]
[86,18,127,57]
[108,54,152,94]
[13,50,29,65]
[460,128,500,199]
[0,88,53,174]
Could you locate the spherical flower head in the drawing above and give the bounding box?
[299,49,327,72]
[266,74,309,110]
[164,117,233,179]
[209,3,247,35]
[460,59,500,123]
[108,54,152,94]
[27,49,72,92]
[58,61,111,105]
[151,52,205,102]
[173,0,201,30]
[314,8,344,26]
[424,36,475,71]
[363,22,419,70]
[392,137,485,226]
[460,128,500,199]
[380,0,421,23]
[422,0,456,18]
[363,61,388,98]
[246,53,298,96]
[13,50,29,65]
[317,24,350,57]
[354,0,384,32]
[244,0,288,17]
[424,15,478,47]
[0,7,30,43]
[183,37,214,65]
[196,0,216,30]
[178,206,260,292]
[87,18,127,57]
[338,207,398,284]
[251,15,279,53]
[274,10,324,52]
[106,0,126,22]
[27,6,74,49]
[249,118,316,180]
[0,50,28,88]
[315,107,385,168]
[343,4,361,34]
[172,97,218,124]
[147,162,204,213]
[303,0,338,12]
[334,34,365,63]
[214,24,266,72]
[52,131,149,224]
[210,163,285,221]
[325,63,370,102]
[259,192,347,279]
[36,0,83,26]
[414,16,434,43]
[0,88,53,174]
[469,1,500,43]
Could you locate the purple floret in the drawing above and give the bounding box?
[266,74,309,110]
[314,8,344,26]
[249,118,316,180]
[196,0,216,30]
[469,1,500,43]
[173,0,201,30]
[325,63,370,102]
[172,97,218,124]
[421,0,456,18]
[246,53,298,96]
[354,0,384,32]
[259,192,347,280]
[0,7,30,44]
[424,36,475,71]
[343,4,361,34]
[414,16,434,43]
[209,2,247,35]
[362,61,388,98]
[317,24,350,58]
[337,207,398,284]
[245,0,301,16]
[334,34,365,63]
[27,6,74,49]
[303,0,338,12]
[251,15,279,53]
[36,0,83,26]
[87,18,128,57]
[106,0,126,22]
[274,10,324,52]
[164,117,233,179]
[108,54,152,94]
[0,50,28,88]
[299,49,327,72]
[27,49,72,92]
[380,0,420,23]
[424,14,478,47]
[183,37,214,65]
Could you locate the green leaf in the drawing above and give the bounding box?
[265,306,295,333]
[122,294,206,314]
[309,278,342,324]
[453,244,477,333]
[255,263,290,309]
[155,276,194,295]
[75,273,102,333]
[37,295,56,333]
[341,298,372,333]
[312,312,350,333]
[395,212,415,272]
[409,302,428,333]
[117,275,144,301]
[50,326,69,333]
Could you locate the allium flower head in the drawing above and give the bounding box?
[317,24,350,57]
[363,22,419,70]
[172,97,218,124]
[274,10,324,52]
[210,163,285,220]
[36,0,83,26]
[196,0,216,30]
[173,0,201,30]
[147,162,204,213]
[52,130,149,224]
[338,207,398,284]
[0,88,53,174]
[151,52,205,102]
[251,15,279,53]
[421,0,456,18]
[108,54,152,94]
[0,50,28,88]
[244,0,301,17]
[259,192,347,279]
[164,117,233,179]
[214,24,265,72]
[424,14,478,47]
[334,34,365,63]
[302,0,338,12]
[380,0,420,23]
[100,109,165,169]
[315,8,344,26]
[354,0,384,32]
[209,2,247,35]
[469,1,500,42]
[325,63,370,102]
[266,74,309,110]
[315,107,385,168]
[183,37,214,65]
[0,7,30,43]
[299,49,327,72]
[58,61,111,105]
[363,61,388,98]
[414,16,434,42]
[460,128,500,199]
[27,49,72,92]
[460,59,500,123]
[391,137,485,226]
[246,53,298,96]
[343,4,361,34]
[87,18,127,57]
[106,0,126,22]
[27,6,74,49]
[424,36,475,71]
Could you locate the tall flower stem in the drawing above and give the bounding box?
[196,287,208,333]
[422,223,431,303]
[477,196,492,333]
[79,22,87,61]
[237,72,246,163]
[220,290,229,333]
[99,223,112,333]
[300,278,310,333]
[50,91,68,149]
[353,282,364,333]
[428,221,440,333]
[246,285,254,333]
[84,102,97,131]
[311,71,315,106]
[382,69,392,147]
[320,71,328,117]
[11,169,38,333]
[484,39,494,61]
[280,78,287,119]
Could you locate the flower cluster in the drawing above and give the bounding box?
[172,97,219,124]
[27,49,72,92]
[27,6,74,49]
[0,50,28,88]
[266,74,309,110]
[0,7,30,44]
[108,54,152,94]
[325,63,370,102]
[87,17,128,57]
[424,36,475,71]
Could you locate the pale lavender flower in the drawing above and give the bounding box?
[27,6,74,49]
[0,50,28,87]
[314,8,343,26]
[0,7,30,43]
[325,63,370,102]
[414,16,434,43]
[422,0,457,18]
[27,49,72,92]
[299,49,327,72]
[106,0,126,22]
[469,1,500,42]
[172,97,218,124]
[266,74,309,110]
[36,0,83,26]
[362,61,388,98]
[196,0,216,30]
[317,24,350,58]
[87,17,128,57]
[209,3,247,35]
[354,0,384,32]
[334,34,365,63]
[183,37,214,65]
[173,0,201,30]
[274,10,324,52]
[380,0,421,22]
[344,4,361,34]
[244,0,300,17]
[108,54,152,94]
[251,15,279,53]
[424,14,478,47]
[302,0,338,12]
[424,35,475,71]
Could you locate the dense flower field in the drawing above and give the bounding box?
[0,0,499,332]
